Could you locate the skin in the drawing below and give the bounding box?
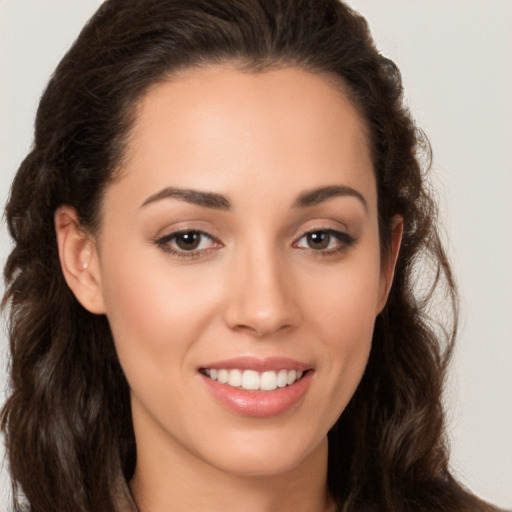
[56,65,402,512]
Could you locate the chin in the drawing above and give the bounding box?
[198,428,328,479]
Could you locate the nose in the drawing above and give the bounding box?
[223,246,301,337]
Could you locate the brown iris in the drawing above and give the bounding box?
[306,231,331,250]
[175,231,202,250]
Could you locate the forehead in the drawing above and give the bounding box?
[110,65,375,212]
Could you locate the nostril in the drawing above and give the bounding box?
[230,320,295,338]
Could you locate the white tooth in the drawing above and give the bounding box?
[287,369,297,385]
[209,369,218,380]
[218,369,229,384]
[260,371,278,391]
[228,369,242,387]
[241,370,260,390]
[296,370,303,380]
[277,369,288,388]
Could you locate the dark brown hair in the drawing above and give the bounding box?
[1,1,497,511]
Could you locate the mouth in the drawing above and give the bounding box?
[200,368,305,391]
[198,358,313,417]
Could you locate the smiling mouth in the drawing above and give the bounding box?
[201,368,305,391]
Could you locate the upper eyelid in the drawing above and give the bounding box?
[156,229,220,245]
[156,226,217,241]
[293,224,352,240]
[299,226,347,235]
[295,228,354,242]
[292,216,351,232]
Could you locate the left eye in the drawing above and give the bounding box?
[293,229,354,252]
[156,230,219,254]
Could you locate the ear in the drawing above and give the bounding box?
[54,205,106,314]
[376,214,403,314]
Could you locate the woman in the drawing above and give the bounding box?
[0,1,505,511]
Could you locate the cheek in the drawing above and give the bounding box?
[300,251,381,411]
[304,252,382,344]
[98,245,223,380]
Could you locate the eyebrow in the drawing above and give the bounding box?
[140,187,231,210]
[293,185,367,211]
[140,184,367,212]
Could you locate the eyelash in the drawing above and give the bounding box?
[155,228,356,259]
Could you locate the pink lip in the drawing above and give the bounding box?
[200,356,311,372]
[198,357,313,418]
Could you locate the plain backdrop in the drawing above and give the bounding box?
[0,0,511,509]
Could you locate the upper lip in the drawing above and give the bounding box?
[199,356,312,372]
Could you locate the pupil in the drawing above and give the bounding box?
[307,231,329,250]
[176,232,200,250]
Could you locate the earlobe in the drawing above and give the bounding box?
[54,206,106,314]
[377,215,403,314]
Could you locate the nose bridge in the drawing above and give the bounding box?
[224,235,300,336]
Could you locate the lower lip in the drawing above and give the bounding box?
[200,371,312,417]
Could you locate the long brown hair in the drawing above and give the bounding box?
[1,1,495,511]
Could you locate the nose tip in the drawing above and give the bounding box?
[226,301,296,337]
[223,256,301,337]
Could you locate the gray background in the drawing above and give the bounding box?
[1,0,511,509]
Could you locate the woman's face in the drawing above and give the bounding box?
[89,66,396,479]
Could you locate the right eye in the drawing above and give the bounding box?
[155,230,222,258]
